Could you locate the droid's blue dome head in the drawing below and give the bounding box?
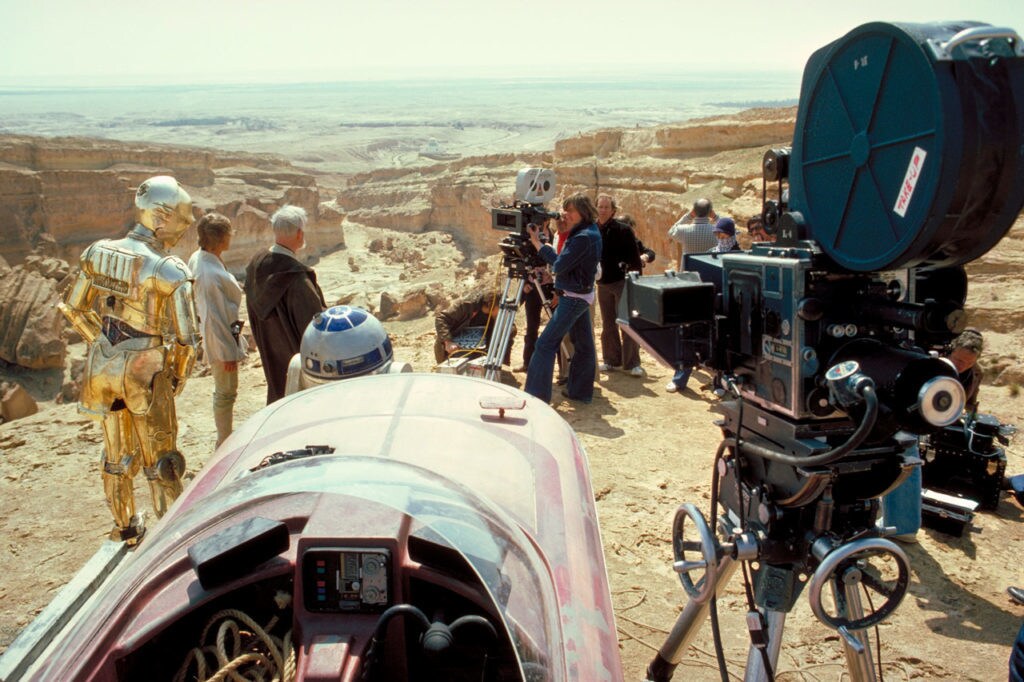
[299,306,393,383]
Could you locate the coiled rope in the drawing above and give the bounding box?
[173,608,295,682]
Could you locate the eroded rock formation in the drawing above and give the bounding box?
[0,260,69,370]
[335,108,798,266]
[0,135,345,272]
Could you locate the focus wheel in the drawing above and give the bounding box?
[807,537,910,631]
[671,504,718,602]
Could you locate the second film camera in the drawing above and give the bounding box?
[622,21,1024,682]
[491,168,561,270]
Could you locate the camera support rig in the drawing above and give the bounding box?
[647,376,919,682]
[481,241,556,381]
[624,21,1024,682]
[483,169,562,382]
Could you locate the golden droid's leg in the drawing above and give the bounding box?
[134,371,185,518]
[100,409,144,543]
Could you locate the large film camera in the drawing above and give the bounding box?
[491,168,561,269]
[623,22,1024,682]
[452,169,563,383]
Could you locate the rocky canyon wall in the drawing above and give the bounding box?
[0,110,797,276]
[0,136,345,272]
[334,108,798,267]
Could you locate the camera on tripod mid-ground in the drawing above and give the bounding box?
[621,21,1024,628]
[491,167,561,269]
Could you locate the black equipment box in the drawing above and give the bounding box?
[621,271,715,326]
[921,488,978,537]
[920,414,1007,510]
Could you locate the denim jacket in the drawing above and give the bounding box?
[539,221,602,294]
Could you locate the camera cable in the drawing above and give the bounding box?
[737,384,879,468]
[708,437,733,682]
[862,588,886,681]
[732,396,778,682]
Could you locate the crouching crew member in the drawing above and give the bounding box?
[433,288,513,364]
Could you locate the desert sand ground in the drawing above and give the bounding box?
[1,221,1023,680]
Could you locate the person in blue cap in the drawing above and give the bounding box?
[710,216,741,253]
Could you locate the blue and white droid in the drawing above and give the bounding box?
[285,305,411,395]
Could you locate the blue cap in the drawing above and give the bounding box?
[713,217,736,237]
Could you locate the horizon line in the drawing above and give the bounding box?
[0,67,804,92]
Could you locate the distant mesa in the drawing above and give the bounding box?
[419,138,460,161]
[150,116,280,131]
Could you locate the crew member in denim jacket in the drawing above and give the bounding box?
[523,193,602,404]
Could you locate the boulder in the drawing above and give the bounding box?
[378,291,399,319]
[22,254,70,281]
[0,382,38,423]
[56,379,80,404]
[378,289,431,321]
[0,267,66,369]
[395,289,430,321]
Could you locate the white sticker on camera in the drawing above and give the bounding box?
[894,147,927,218]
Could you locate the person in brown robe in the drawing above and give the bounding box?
[245,205,325,404]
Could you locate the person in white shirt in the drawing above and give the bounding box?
[665,198,717,392]
[188,213,247,447]
[667,197,718,270]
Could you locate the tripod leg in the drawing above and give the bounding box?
[835,568,879,682]
[647,554,740,682]
[484,276,525,381]
[743,610,786,682]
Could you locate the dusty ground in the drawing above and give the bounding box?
[1,221,1023,680]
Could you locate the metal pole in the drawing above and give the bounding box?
[484,275,525,381]
[836,567,878,682]
[743,609,786,682]
[646,555,739,682]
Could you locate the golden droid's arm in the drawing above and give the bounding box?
[58,243,103,343]
[168,278,201,393]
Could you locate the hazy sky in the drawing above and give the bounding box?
[2,0,1023,86]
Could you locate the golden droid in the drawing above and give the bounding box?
[59,176,200,543]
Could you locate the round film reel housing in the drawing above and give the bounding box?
[789,22,1024,271]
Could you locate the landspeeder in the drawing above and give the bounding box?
[0,373,621,681]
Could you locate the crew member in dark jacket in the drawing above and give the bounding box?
[595,194,647,376]
[524,193,602,404]
[245,205,326,404]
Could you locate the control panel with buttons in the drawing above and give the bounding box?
[302,547,390,613]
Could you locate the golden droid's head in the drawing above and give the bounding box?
[135,176,194,248]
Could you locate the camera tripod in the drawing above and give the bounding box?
[482,256,557,382]
[647,400,915,682]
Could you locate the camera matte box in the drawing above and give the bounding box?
[622,272,715,326]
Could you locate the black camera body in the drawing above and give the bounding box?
[496,230,546,272]
[491,201,560,234]
[681,247,967,433]
[493,202,560,272]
